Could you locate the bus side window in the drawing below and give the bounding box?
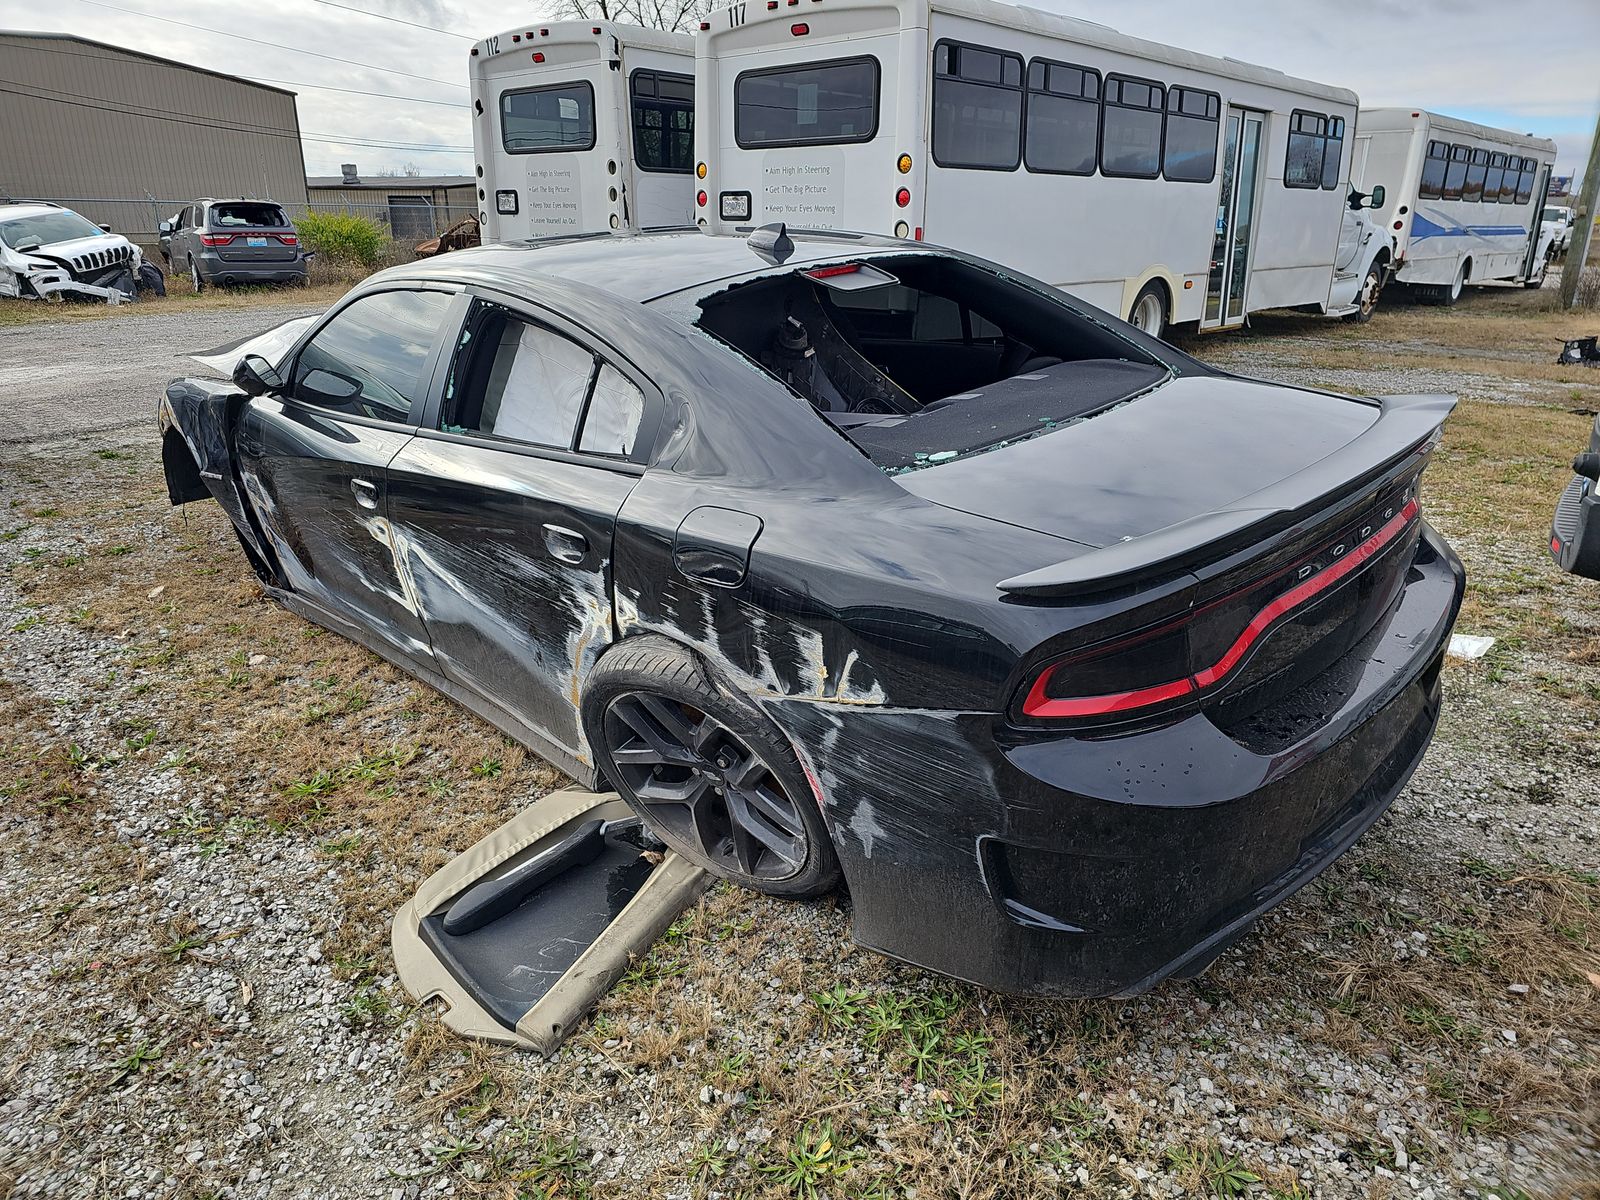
[1501,156,1522,204]
[1100,74,1164,179]
[931,41,1024,171]
[1285,110,1331,189]
[1515,158,1536,205]
[1419,140,1449,200]
[1463,148,1489,203]
[1023,58,1100,177]
[1163,86,1219,183]
[1483,152,1507,204]
[1320,116,1345,189]
[631,69,694,174]
[1442,144,1470,200]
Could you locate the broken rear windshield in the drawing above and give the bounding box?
[210,203,288,228]
[0,210,103,249]
[695,253,1170,471]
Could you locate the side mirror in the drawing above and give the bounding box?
[159,220,172,234]
[233,354,285,397]
[97,222,112,233]
[1368,184,1386,209]
[297,367,363,406]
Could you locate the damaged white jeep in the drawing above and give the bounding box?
[0,202,165,304]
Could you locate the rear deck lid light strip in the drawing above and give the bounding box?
[1022,499,1419,719]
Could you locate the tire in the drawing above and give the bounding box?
[583,636,841,899]
[1127,282,1167,339]
[1439,261,1467,306]
[189,258,204,295]
[1525,253,1551,289]
[1343,261,1385,323]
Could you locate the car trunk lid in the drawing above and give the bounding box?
[894,375,1387,551]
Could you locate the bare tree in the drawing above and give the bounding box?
[543,0,719,33]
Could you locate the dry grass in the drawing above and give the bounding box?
[0,279,354,329]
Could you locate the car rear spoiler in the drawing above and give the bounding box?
[997,393,1456,598]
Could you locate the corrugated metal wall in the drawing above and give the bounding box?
[0,33,309,244]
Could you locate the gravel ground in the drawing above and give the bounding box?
[0,302,323,454]
[0,295,1596,1200]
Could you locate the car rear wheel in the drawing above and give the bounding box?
[1128,283,1167,338]
[189,258,204,295]
[584,637,840,898]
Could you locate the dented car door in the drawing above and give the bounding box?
[236,285,463,661]
[383,296,654,764]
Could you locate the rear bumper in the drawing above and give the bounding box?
[764,523,1464,996]
[195,252,307,284]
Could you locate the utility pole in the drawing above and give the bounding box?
[1559,106,1600,309]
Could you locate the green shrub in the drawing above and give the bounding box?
[297,211,385,268]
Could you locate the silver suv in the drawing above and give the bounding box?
[160,199,309,292]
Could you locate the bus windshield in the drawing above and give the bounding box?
[734,58,880,148]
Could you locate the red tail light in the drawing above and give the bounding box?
[804,263,861,278]
[1022,499,1420,721]
[276,233,298,245]
[198,233,235,246]
[791,21,809,33]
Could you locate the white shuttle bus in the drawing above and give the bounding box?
[695,0,1393,335]
[1354,108,1557,304]
[470,23,696,240]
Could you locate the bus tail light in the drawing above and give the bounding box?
[791,22,809,34]
[897,153,912,173]
[532,52,544,62]
[697,190,708,207]
[697,162,707,179]
[894,220,909,238]
[895,188,910,208]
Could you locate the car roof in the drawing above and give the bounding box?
[381,229,920,305]
[0,203,72,220]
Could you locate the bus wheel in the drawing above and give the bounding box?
[1344,263,1384,323]
[1128,283,1167,338]
[1438,261,1468,307]
[1525,252,1551,289]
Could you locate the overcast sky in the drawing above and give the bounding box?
[1,0,1595,180]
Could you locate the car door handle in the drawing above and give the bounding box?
[542,523,589,565]
[350,478,380,510]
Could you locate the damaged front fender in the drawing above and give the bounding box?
[159,379,280,583]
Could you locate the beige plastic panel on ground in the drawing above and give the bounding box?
[392,787,710,1055]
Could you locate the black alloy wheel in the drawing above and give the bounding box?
[583,636,840,898]
[603,692,807,883]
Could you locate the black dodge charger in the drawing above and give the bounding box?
[159,228,1465,996]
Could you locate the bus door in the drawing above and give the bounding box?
[1520,163,1554,281]
[1203,107,1266,328]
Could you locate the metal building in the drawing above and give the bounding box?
[0,30,309,251]
[306,166,477,242]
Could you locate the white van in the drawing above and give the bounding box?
[1354,109,1557,302]
[695,0,1394,335]
[470,22,696,240]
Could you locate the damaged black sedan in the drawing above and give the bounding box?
[160,228,1464,996]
